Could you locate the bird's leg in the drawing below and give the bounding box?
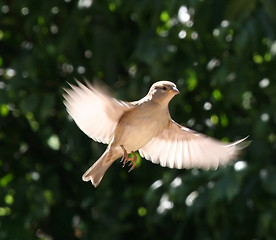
[128,151,137,172]
[120,146,137,171]
[120,145,129,167]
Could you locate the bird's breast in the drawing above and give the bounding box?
[112,104,169,153]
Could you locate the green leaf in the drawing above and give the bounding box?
[160,11,170,23]
[0,104,9,116]
[0,174,13,187]
[212,89,222,100]
[186,70,198,91]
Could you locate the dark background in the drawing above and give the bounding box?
[1,0,276,239]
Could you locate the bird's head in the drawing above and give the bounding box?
[147,81,179,105]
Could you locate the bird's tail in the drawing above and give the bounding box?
[82,149,121,187]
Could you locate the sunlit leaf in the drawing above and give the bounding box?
[212,89,222,101]
[186,70,197,91]
[4,194,14,205]
[160,11,170,23]
[0,104,9,116]
[0,174,13,187]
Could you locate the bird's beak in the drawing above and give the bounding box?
[170,86,180,95]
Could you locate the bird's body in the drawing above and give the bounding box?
[112,101,170,153]
[64,80,248,187]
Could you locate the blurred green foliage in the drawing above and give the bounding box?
[1,0,276,239]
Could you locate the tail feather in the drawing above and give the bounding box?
[82,149,120,187]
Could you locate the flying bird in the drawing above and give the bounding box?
[63,80,248,187]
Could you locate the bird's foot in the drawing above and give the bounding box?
[128,152,137,172]
[120,145,129,167]
[120,146,137,172]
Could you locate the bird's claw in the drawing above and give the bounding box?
[120,146,137,172]
[120,145,129,167]
[128,154,137,172]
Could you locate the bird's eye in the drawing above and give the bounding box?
[162,86,167,91]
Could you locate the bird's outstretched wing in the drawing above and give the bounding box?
[63,80,132,144]
[139,120,249,170]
